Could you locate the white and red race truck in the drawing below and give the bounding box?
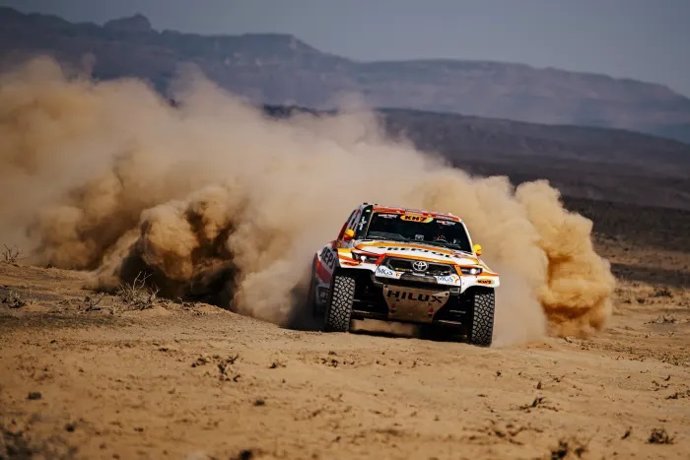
[308,203,499,346]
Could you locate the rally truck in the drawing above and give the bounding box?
[308,203,499,346]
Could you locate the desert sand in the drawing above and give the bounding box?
[1,237,688,460]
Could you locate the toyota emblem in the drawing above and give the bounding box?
[412,260,428,272]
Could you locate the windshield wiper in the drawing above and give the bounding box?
[421,240,450,247]
[423,240,466,251]
[365,233,408,242]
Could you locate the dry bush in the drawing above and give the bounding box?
[550,438,588,459]
[1,244,22,264]
[83,293,105,312]
[652,287,673,298]
[0,288,26,308]
[117,272,159,310]
[648,315,677,324]
[648,428,674,445]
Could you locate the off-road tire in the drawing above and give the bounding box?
[469,289,495,346]
[324,273,355,332]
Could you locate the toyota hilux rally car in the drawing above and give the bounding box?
[308,203,499,346]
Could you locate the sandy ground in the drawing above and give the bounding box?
[1,244,689,459]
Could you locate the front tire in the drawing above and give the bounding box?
[324,273,355,332]
[468,289,495,346]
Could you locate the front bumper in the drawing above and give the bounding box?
[349,271,476,328]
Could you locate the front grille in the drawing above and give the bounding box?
[384,257,453,276]
[380,276,439,289]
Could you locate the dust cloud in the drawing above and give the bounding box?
[0,57,615,343]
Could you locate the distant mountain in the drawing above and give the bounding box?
[2,6,690,143]
[379,108,690,210]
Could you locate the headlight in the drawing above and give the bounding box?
[459,266,482,276]
[352,252,378,264]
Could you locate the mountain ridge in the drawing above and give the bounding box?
[1,6,690,143]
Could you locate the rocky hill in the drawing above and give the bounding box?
[2,6,690,143]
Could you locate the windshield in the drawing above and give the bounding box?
[364,213,472,252]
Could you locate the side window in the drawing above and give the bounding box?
[348,209,361,233]
[356,206,373,237]
[337,210,357,241]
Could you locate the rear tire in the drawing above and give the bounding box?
[469,289,495,346]
[307,261,320,318]
[324,273,355,332]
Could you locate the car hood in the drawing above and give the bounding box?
[353,240,480,266]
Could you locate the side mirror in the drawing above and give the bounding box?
[473,243,482,256]
[343,228,355,241]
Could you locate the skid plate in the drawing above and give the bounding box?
[382,285,450,323]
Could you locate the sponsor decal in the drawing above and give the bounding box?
[478,279,492,285]
[383,246,452,258]
[401,214,433,223]
[376,265,396,277]
[320,247,337,271]
[436,275,458,284]
[386,289,446,304]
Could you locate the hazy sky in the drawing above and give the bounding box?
[3,0,690,96]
